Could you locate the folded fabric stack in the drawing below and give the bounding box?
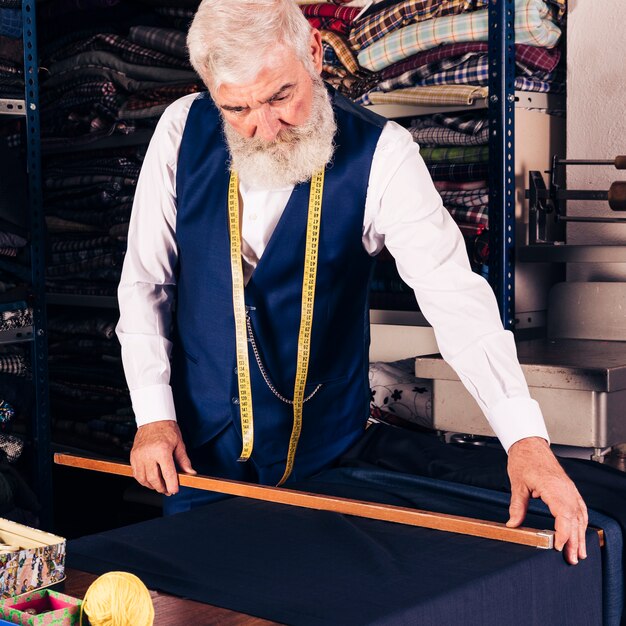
[38,0,203,295]
[47,311,135,458]
[299,0,565,103]
[298,0,566,304]
[43,152,141,296]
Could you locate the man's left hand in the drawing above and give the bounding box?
[506,437,588,565]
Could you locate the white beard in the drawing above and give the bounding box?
[222,78,336,189]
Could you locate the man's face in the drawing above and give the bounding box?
[214,32,336,190]
[214,39,320,142]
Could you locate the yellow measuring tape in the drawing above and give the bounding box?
[227,170,325,484]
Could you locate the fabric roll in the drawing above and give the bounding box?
[409,125,488,146]
[439,187,489,207]
[365,84,488,106]
[420,145,488,163]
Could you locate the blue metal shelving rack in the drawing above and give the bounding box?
[22,0,53,530]
[488,0,517,330]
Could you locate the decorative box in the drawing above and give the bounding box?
[0,519,65,598]
[0,589,80,625]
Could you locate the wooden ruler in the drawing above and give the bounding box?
[51,452,601,550]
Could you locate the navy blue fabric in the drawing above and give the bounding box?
[340,424,625,625]
[68,466,602,625]
[172,89,385,476]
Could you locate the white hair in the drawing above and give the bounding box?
[187,0,314,91]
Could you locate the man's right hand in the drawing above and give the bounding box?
[130,421,197,496]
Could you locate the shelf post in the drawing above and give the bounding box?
[488,0,516,330]
[23,0,53,530]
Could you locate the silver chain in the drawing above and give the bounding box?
[245,312,322,405]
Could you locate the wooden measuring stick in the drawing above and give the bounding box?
[55,453,600,550]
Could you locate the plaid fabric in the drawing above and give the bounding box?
[350,0,488,51]
[412,111,488,134]
[420,145,488,163]
[127,26,187,59]
[301,4,361,21]
[321,30,361,75]
[409,125,489,146]
[0,0,21,8]
[48,33,190,69]
[516,43,561,73]
[0,8,21,38]
[446,204,488,226]
[306,16,351,34]
[434,179,487,191]
[357,0,562,72]
[457,222,486,236]
[365,84,488,106]
[440,187,489,207]
[122,83,202,111]
[368,53,562,93]
[323,43,345,69]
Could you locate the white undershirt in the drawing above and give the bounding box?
[115,92,549,453]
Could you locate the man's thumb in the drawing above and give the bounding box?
[506,488,529,528]
[174,444,197,475]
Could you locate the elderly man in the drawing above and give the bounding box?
[116,0,588,564]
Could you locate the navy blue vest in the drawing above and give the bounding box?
[172,89,385,475]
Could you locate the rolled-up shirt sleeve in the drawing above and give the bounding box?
[364,121,549,452]
[116,94,197,427]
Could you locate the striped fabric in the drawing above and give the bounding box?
[366,84,488,106]
[357,0,562,72]
[0,354,28,376]
[321,30,361,75]
[350,0,488,51]
[420,145,489,163]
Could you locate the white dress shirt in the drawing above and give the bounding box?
[116,92,549,453]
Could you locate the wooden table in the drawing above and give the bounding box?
[63,568,280,626]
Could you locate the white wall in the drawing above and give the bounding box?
[567,1,626,281]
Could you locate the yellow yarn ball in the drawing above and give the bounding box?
[80,571,155,626]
